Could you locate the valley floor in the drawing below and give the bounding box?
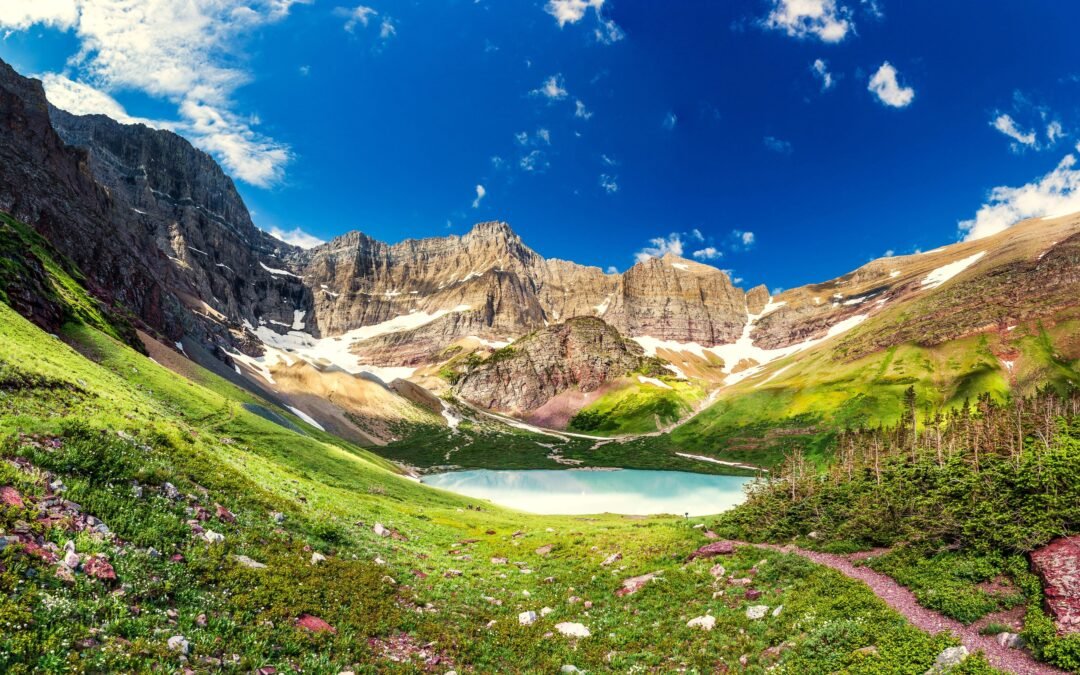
[0,301,1029,673]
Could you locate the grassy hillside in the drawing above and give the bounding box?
[0,247,996,671]
[664,308,1080,468]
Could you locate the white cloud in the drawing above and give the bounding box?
[992,114,1037,150]
[2,0,306,187]
[811,58,835,91]
[662,112,677,130]
[41,74,164,127]
[265,226,324,249]
[763,0,853,43]
[536,128,552,144]
[336,5,376,32]
[472,184,486,208]
[692,247,721,260]
[601,153,618,166]
[960,148,1080,241]
[0,0,77,31]
[690,228,704,241]
[635,233,684,262]
[868,62,914,108]
[532,74,568,100]
[740,231,756,246]
[1048,121,1066,144]
[763,136,793,154]
[575,99,593,120]
[605,265,619,274]
[599,174,618,194]
[544,0,603,27]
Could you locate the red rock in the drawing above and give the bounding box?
[745,589,762,600]
[703,530,720,540]
[687,541,737,561]
[215,504,236,523]
[615,572,658,597]
[20,541,58,564]
[1030,535,1080,634]
[0,486,25,508]
[411,569,428,579]
[295,613,336,634]
[84,555,117,581]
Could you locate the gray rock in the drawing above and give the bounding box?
[233,555,266,569]
[995,632,1025,650]
[746,605,769,620]
[518,610,538,626]
[925,646,968,674]
[166,635,189,655]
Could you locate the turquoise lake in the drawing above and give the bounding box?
[420,469,753,516]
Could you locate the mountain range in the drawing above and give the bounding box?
[1,56,1078,470]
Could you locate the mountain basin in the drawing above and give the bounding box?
[420,468,753,516]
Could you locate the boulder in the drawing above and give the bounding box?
[518,611,537,626]
[746,605,769,620]
[0,486,25,508]
[925,646,968,673]
[296,614,336,634]
[1030,535,1080,634]
[687,541,736,560]
[555,622,591,638]
[167,635,189,654]
[601,552,622,566]
[311,552,327,565]
[686,615,716,631]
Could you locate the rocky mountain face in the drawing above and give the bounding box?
[452,317,648,414]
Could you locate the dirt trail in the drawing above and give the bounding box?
[752,544,1066,675]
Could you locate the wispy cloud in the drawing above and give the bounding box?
[544,0,623,44]
[762,0,853,43]
[519,150,549,172]
[662,112,678,130]
[692,247,721,260]
[635,232,685,262]
[960,147,1080,241]
[575,100,593,120]
[336,5,377,32]
[599,174,618,194]
[990,92,1066,153]
[763,136,793,154]
[265,225,325,249]
[992,114,1037,150]
[5,0,311,187]
[868,62,915,108]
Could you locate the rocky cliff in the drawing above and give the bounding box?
[452,317,647,414]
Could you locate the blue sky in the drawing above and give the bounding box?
[3,1,1080,291]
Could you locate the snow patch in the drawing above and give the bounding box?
[259,261,302,278]
[594,293,613,316]
[292,310,307,330]
[637,375,672,390]
[920,252,986,290]
[671,263,689,271]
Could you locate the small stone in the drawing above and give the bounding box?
[234,555,266,569]
[148,547,161,558]
[709,564,726,578]
[373,522,390,537]
[583,601,593,609]
[196,613,207,627]
[746,605,769,620]
[167,635,189,655]
[541,607,554,616]
[745,589,762,600]
[601,552,622,566]
[163,483,180,500]
[535,544,554,556]
[83,555,116,580]
[519,610,538,626]
[687,541,736,560]
[560,666,581,673]
[63,551,81,569]
[443,569,463,578]
[271,512,285,524]
[996,632,1024,649]
[215,504,236,523]
[555,622,590,638]
[203,530,225,544]
[616,571,659,597]
[687,615,716,631]
[772,605,783,617]
[49,479,66,493]
[491,557,508,565]
[854,646,879,657]
[310,552,327,565]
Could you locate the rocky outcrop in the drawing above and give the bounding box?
[1030,535,1080,634]
[452,317,647,413]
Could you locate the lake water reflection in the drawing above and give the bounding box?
[421,468,752,516]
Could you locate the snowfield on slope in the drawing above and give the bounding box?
[920,252,985,289]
